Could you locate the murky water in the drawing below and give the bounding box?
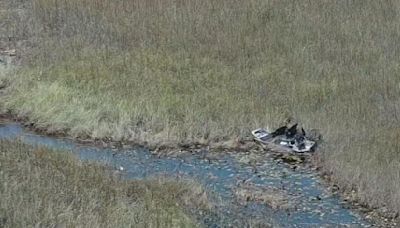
[0,122,370,227]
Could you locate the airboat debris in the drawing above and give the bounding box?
[252,124,316,153]
[0,49,16,56]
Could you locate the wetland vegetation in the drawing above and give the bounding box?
[1,0,400,223]
[0,139,210,227]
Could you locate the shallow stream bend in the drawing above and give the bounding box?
[0,122,370,227]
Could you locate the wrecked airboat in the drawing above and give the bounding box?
[252,124,317,153]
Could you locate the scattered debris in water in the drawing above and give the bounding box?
[234,182,296,210]
[0,122,376,227]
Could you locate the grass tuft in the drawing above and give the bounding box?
[0,140,205,227]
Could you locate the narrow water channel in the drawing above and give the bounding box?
[0,122,370,227]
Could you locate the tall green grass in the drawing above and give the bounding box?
[2,0,400,214]
[0,140,207,227]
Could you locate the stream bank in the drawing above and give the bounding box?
[0,120,374,227]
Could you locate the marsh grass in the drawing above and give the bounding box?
[0,140,209,227]
[2,0,400,214]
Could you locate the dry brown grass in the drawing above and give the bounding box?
[1,0,400,215]
[0,140,208,227]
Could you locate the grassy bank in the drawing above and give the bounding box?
[1,0,400,215]
[0,140,207,227]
